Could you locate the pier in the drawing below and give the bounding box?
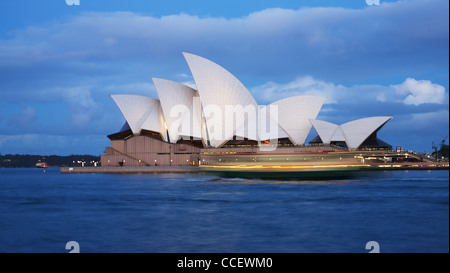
[60,165,200,174]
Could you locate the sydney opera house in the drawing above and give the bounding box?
[100,53,395,170]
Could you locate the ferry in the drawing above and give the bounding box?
[35,161,47,168]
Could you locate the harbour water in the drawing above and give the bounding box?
[0,168,448,253]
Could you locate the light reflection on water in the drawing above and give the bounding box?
[214,178,364,185]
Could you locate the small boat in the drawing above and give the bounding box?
[35,162,47,168]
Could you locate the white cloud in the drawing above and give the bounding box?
[392,78,447,105]
[252,76,447,106]
[251,76,345,104]
[177,73,190,78]
[0,0,446,79]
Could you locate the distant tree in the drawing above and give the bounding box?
[0,154,100,168]
[439,143,449,159]
[432,140,449,160]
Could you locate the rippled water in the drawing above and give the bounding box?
[0,168,448,253]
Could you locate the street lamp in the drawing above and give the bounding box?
[77,159,86,167]
[90,160,99,167]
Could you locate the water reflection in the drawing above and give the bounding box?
[216,179,359,185]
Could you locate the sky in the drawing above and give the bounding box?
[0,0,448,155]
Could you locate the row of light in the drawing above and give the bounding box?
[72,160,99,167]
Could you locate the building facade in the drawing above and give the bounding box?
[101,53,392,167]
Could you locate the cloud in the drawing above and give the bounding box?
[251,76,345,104]
[61,87,100,129]
[386,109,450,151]
[252,76,448,107]
[407,109,449,130]
[177,73,190,78]
[0,0,447,82]
[0,0,447,95]
[0,0,447,154]
[251,75,449,141]
[392,78,447,105]
[7,105,38,130]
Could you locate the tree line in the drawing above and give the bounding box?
[0,154,100,168]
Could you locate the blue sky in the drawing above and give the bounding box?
[0,0,448,155]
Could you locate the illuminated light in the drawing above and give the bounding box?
[200,163,369,170]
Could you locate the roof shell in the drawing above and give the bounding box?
[330,127,346,142]
[183,52,259,147]
[259,105,289,140]
[140,101,168,142]
[310,116,392,149]
[309,119,339,144]
[266,95,326,145]
[110,94,167,141]
[152,78,203,143]
[339,116,392,149]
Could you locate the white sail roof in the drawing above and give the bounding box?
[110,94,167,141]
[309,119,339,144]
[152,78,204,143]
[141,101,168,142]
[183,52,259,147]
[340,116,392,149]
[259,105,289,140]
[266,95,326,145]
[310,116,392,149]
[109,53,393,151]
[330,127,346,142]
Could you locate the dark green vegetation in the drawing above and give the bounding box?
[432,140,449,161]
[0,154,100,168]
